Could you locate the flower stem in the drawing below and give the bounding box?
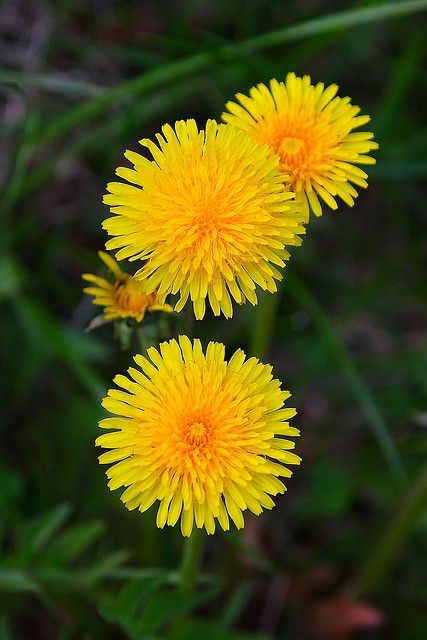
[249,290,279,360]
[115,321,133,351]
[137,324,158,353]
[177,305,194,340]
[357,458,427,599]
[178,528,204,595]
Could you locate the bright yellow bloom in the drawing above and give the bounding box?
[222,72,379,220]
[82,251,172,322]
[102,119,304,320]
[96,336,300,536]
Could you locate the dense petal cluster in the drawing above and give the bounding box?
[103,119,304,320]
[96,336,300,536]
[223,72,378,220]
[83,251,172,322]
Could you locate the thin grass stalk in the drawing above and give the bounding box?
[0,107,38,226]
[20,78,209,202]
[284,270,406,483]
[0,70,105,97]
[226,0,427,54]
[357,457,427,598]
[31,0,427,148]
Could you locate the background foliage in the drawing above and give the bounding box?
[1,1,427,638]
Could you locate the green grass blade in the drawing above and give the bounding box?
[0,107,38,227]
[222,582,252,628]
[284,270,406,483]
[34,52,214,146]
[358,458,427,598]
[231,0,427,53]
[0,70,105,97]
[11,295,106,400]
[33,0,427,147]
[23,504,72,556]
[375,34,423,137]
[0,615,13,640]
[0,570,42,595]
[20,77,211,201]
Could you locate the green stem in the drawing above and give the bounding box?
[157,316,171,342]
[285,270,406,484]
[357,458,427,598]
[115,321,133,351]
[178,528,204,595]
[137,324,158,352]
[177,305,194,340]
[249,290,280,360]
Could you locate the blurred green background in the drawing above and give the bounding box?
[1,1,427,638]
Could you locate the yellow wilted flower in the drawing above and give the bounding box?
[222,72,378,220]
[82,251,172,323]
[102,119,304,320]
[96,336,300,537]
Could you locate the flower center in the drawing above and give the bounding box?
[184,419,211,446]
[194,209,219,239]
[114,276,153,314]
[172,179,241,269]
[254,111,339,192]
[278,136,306,158]
[274,122,337,190]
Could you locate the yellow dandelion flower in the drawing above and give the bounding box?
[96,336,300,537]
[82,251,172,322]
[102,119,304,320]
[222,72,379,220]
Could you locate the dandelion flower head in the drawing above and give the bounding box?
[96,336,300,536]
[82,251,172,322]
[103,119,304,320]
[222,72,378,220]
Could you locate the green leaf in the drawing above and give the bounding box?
[0,256,26,301]
[221,583,252,628]
[294,458,352,520]
[21,504,72,556]
[167,619,271,640]
[104,574,166,621]
[0,615,13,640]
[11,295,106,399]
[101,579,220,638]
[136,586,220,635]
[86,551,129,581]
[0,569,41,594]
[0,463,23,515]
[30,553,127,592]
[98,573,169,631]
[45,521,106,563]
